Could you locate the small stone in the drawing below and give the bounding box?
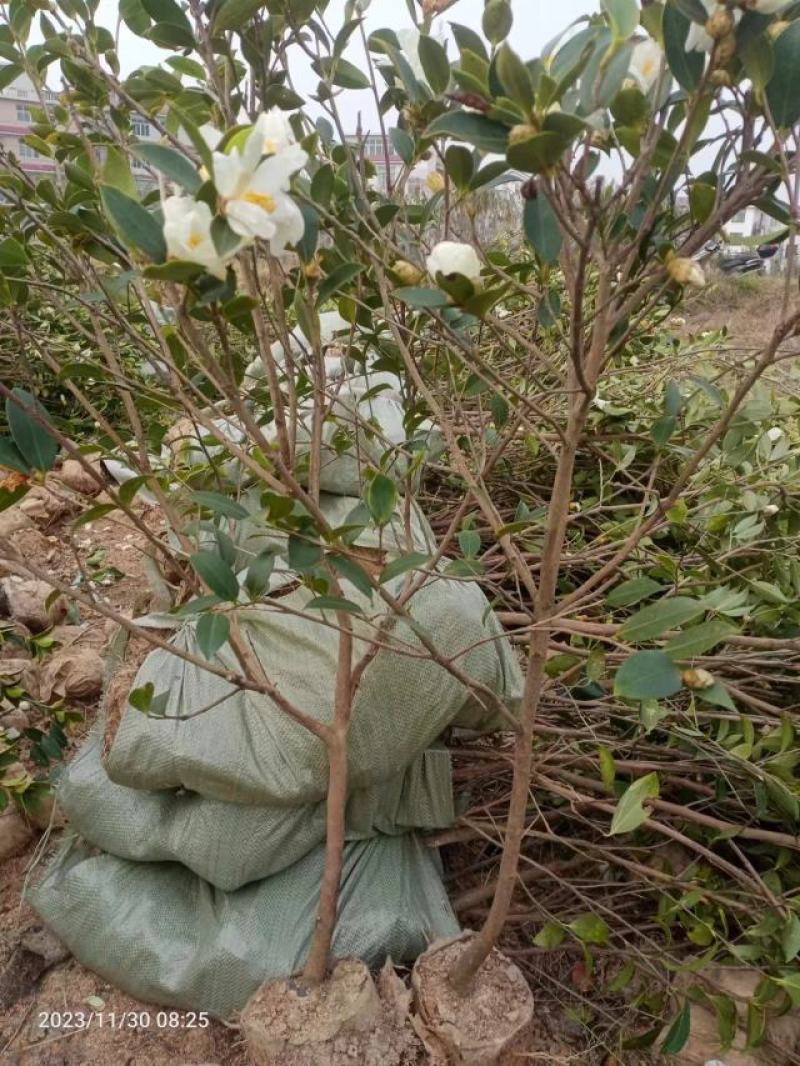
[20,926,69,968]
[0,806,34,862]
[58,459,104,496]
[35,647,104,703]
[0,707,30,733]
[0,508,33,539]
[0,577,67,634]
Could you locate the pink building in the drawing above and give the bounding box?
[0,75,57,178]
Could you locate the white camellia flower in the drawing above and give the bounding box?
[213,114,307,250]
[766,426,784,442]
[763,503,780,516]
[667,256,706,288]
[198,123,224,152]
[426,241,482,283]
[251,108,298,157]
[629,39,664,93]
[686,0,741,52]
[162,195,230,279]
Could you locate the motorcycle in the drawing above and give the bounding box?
[701,240,779,275]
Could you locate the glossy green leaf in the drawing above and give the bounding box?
[379,551,431,584]
[190,551,240,601]
[665,620,738,660]
[523,192,562,264]
[196,613,230,658]
[418,33,450,94]
[366,473,397,526]
[190,491,248,519]
[569,913,610,945]
[100,185,167,262]
[424,112,509,154]
[317,262,364,306]
[610,771,660,834]
[618,597,704,642]
[607,576,664,608]
[661,1002,691,1054]
[7,388,58,472]
[602,0,639,39]
[244,551,275,599]
[766,21,800,128]
[394,286,449,308]
[482,0,512,43]
[533,922,565,948]
[0,436,30,474]
[131,142,202,193]
[614,651,683,700]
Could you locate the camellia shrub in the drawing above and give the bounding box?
[2,0,800,1056]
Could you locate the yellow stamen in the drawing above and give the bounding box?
[244,191,277,212]
[187,232,203,249]
[264,138,278,154]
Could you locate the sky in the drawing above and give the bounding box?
[74,0,597,132]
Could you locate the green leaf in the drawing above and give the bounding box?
[131,142,201,194]
[418,33,450,94]
[444,145,474,189]
[614,651,683,700]
[73,503,118,528]
[379,551,431,584]
[708,993,736,1054]
[394,286,449,308]
[0,436,30,474]
[317,261,364,305]
[0,236,28,272]
[598,745,616,792]
[602,0,639,39]
[129,682,155,712]
[766,21,800,128]
[244,551,275,599]
[689,181,716,224]
[190,550,240,601]
[196,613,230,658]
[496,43,534,110]
[618,597,704,642]
[607,576,664,608]
[288,534,323,571]
[663,4,703,92]
[329,554,373,599]
[665,620,738,660]
[317,55,370,89]
[610,771,660,835]
[745,1002,766,1050]
[571,914,610,946]
[366,473,397,526]
[212,0,265,32]
[6,388,58,472]
[507,131,567,173]
[661,1002,691,1054]
[120,0,151,34]
[782,913,800,963]
[424,112,509,154]
[523,192,562,264]
[390,127,414,165]
[100,185,167,262]
[533,922,565,948]
[190,491,248,519]
[306,595,364,615]
[482,0,512,43]
[697,681,736,711]
[103,146,137,198]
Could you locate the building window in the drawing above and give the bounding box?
[18,142,40,159]
[132,119,151,138]
[732,209,747,224]
[16,103,31,122]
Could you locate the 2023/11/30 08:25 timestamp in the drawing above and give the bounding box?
[37,1010,211,1030]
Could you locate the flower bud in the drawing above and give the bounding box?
[425,171,446,194]
[763,503,780,516]
[509,123,538,146]
[682,668,715,690]
[714,32,737,66]
[304,256,322,281]
[705,7,734,39]
[393,259,424,286]
[667,256,706,288]
[710,69,732,87]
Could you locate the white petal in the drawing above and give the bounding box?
[226,199,278,240]
[213,149,247,199]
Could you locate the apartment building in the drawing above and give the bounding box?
[0,74,57,178]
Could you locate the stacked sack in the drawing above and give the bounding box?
[29,370,522,1018]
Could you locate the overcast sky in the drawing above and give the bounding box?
[77,0,597,131]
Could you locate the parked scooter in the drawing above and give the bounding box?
[701,240,779,275]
